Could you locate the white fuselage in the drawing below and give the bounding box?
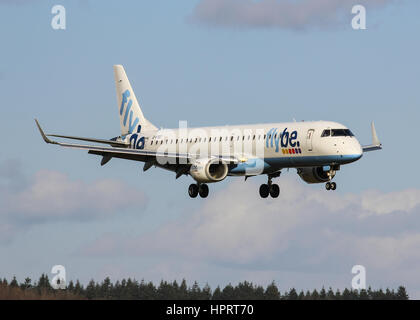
[122,120,363,175]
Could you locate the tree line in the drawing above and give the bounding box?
[0,274,409,300]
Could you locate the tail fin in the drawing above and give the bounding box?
[113,65,157,136]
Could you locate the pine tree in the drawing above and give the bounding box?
[254,285,265,300]
[66,280,74,295]
[359,289,369,300]
[327,287,335,300]
[86,279,96,300]
[189,281,202,300]
[396,286,409,300]
[74,280,83,296]
[311,289,320,300]
[10,276,18,288]
[287,288,298,300]
[335,289,342,300]
[212,286,222,300]
[101,277,112,299]
[298,290,305,300]
[235,281,255,300]
[264,281,280,300]
[178,279,188,300]
[221,283,235,300]
[319,287,326,299]
[385,288,392,300]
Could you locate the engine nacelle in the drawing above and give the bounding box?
[297,167,336,184]
[190,158,229,183]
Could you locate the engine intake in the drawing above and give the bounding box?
[297,167,335,184]
[190,158,228,183]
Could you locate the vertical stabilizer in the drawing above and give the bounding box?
[113,65,157,136]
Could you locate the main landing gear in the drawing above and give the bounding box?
[259,173,280,199]
[325,181,337,191]
[188,183,209,198]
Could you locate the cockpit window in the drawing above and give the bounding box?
[331,129,354,137]
[321,129,331,137]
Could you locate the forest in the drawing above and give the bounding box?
[0,274,409,300]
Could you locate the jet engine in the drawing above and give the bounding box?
[297,167,336,184]
[190,158,229,183]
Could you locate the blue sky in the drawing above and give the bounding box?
[1,0,420,297]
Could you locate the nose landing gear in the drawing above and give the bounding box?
[259,173,280,198]
[324,167,337,191]
[325,181,337,191]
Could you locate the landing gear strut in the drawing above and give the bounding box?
[188,183,209,198]
[259,173,280,199]
[325,167,337,191]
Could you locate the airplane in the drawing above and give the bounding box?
[35,65,382,199]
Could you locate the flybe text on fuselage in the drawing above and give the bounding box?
[265,127,301,153]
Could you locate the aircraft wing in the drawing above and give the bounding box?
[47,134,129,148]
[35,119,238,165]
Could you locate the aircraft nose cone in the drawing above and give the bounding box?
[354,140,363,160]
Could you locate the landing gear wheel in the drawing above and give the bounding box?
[188,184,199,198]
[270,184,280,198]
[259,184,270,198]
[330,182,337,190]
[325,182,331,190]
[199,184,209,198]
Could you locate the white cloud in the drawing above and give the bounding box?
[361,189,420,215]
[82,177,420,294]
[189,0,397,30]
[1,170,147,222]
[0,165,148,242]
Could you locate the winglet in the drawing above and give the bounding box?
[35,119,57,144]
[371,121,380,146]
[362,121,382,152]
